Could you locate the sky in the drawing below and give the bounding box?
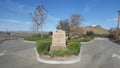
[0,0,120,31]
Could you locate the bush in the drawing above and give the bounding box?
[68,42,80,55]
[36,38,51,55]
[35,38,93,57]
[24,36,40,41]
[67,39,80,43]
[49,49,74,57]
[87,31,94,37]
[94,34,109,37]
[24,34,41,41]
[43,34,50,38]
[49,42,80,57]
[49,49,65,57]
[80,38,92,42]
[24,34,50,41]
[67,38,92,43]
[48,32,53,36]
[35,37,92,57]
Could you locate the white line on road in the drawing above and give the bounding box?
[0,50,7,56]
[112,54,120,59]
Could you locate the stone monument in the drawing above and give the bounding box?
[50,30,66,50]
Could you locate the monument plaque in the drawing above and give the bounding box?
[50,30,66,50]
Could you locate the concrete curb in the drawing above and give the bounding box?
[34,47,82,64]
[94,38,109,40]
[24,40,36,43]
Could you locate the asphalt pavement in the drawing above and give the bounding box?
[0,38,120,68]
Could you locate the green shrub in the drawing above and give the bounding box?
[49,49,64,57]
[48,31,53,36]
[24,36,40,41]
[24,34,50,41]
[87,31,94,37]
[49,42,80,57]
[43,34,49,38]
[79,38,92,42]
[34,36,93,57]
[67,39,80,43]
[24,34,41,41]
[32,34,41,37]
[35,37,92,57]
[36,38,51,55]
[94,34,109,37]
[49,49,73,57]
[67,38,92,43]
[68,42,80,55]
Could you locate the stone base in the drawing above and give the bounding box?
[50,45,67,51]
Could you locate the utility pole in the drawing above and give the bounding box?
[116,11,120,38]
[117,10,120,29]
[7,27,8,33]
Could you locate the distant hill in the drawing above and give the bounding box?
[82,25,110,35]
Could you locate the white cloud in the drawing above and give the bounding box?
[18,5,24,12]
[107,18,117,22]
[106,18,118,28]
[0,25,6,29]
[0,19,31,31]
[0,19,31,25]
[4,0,25,12]
[47,15,60,22]
[82,5,91,13]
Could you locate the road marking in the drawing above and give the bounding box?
[0,50,7,56]
[112,54,120,59]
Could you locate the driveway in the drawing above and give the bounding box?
[0,38,120,68]
[80,38,120,68]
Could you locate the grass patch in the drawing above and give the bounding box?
[34,36,93,57]
[24,34,50,41]
[24,34,41,41]
[49,42,80,57]
[67,38,93,43]
[36,38,51,55]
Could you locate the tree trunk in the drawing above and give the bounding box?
[40,25,43,38]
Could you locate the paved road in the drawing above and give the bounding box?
[0,38,120,68]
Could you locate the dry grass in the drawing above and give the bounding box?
[82,26,110,35]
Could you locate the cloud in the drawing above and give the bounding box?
[0,25,6,29]
[82,5,91,13]
[106,18,118,28]
[47,15,60,23]
[4,0,25,12]
[107,18,117,22]
[43,15,60,31]
[17,5,24,12]
[0,19,31,25]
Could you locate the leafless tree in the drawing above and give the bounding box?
[56,14,84,38]
[56,19,70,37]
[69,14,84,37]
[29,5,48,38]
[70,14,83,28]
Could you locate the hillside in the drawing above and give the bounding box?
[82,25,110,35]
